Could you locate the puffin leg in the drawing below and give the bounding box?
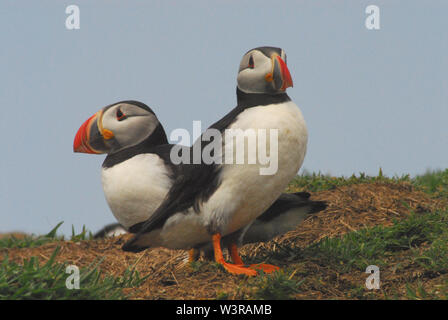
[188,248,200,263]
[227,242,244,265]
[212,234,257,276]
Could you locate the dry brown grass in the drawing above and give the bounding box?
[245,182,444,256]
[1,182,446,299]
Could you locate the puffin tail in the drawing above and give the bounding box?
[307,200,327,214]
[291,191,327,214]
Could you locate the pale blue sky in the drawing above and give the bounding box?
[1,1,447,235]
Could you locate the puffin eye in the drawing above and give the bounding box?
[248,55,254,69]
[116,109,127,121]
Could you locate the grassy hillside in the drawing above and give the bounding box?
[1,169,447,299]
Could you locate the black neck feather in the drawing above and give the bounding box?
[236,87,291,108]
[102,124,168,168]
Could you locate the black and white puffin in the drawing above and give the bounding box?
[74,100,177,232]
[121,46,309,276]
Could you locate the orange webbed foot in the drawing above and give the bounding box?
[249,263,280,274]
[213,233,257,276]
[220,261,258,276]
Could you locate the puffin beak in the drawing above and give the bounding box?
[272,55,293,91]
[73,111,104,154]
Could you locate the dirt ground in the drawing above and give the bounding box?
[1,182,446,299]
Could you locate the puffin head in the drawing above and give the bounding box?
[237,46,293,95]
[73,100,166,154]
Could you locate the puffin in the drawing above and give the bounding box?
[120,46,309,276]
[73,100,178,233]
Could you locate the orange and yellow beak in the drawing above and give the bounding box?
[73,112,99,153]
[275,55,293,91]
[73,110,112,154]
[266,55,293,91]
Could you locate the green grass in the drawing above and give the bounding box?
[412,235,448,274]
[287,168,411,193]
[413,169,448,198]
[0,246,147,300]
[69,224,94,242]
[404,280,448,300]
[302,209,448,273]
[0,222,63,249]
[0,222,93,249]
[248,270,303,300]
[0,224,141,300]
[288,168,448,194]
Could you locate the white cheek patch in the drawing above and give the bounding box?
[237,63,271,93]
[101,111,158,151]
[113,115,157,148]
[237,53,273,94]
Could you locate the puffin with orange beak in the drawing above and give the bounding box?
[120,46,309,276]
[74,100,176,231]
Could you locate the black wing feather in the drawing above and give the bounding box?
[122,105,247,252]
